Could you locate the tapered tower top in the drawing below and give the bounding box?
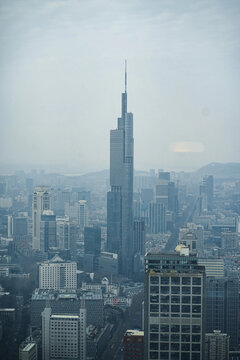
[125,59,127,93]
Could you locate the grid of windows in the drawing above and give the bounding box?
[39,262,77,290]
[148,273,203,360]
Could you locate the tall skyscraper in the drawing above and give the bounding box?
[133,218,145,256]
[32,186,51,250]
[84,226,101,256]
[205,274,239,350]
[40,210,56,252]
[149,202,166,234]
[107,62,134,276]
[144,245,206,360]
[83,226,101,272]
[78,200,88,230]
[57,218,77,253]
[199,175,214,214]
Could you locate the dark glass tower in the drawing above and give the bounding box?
[107,62,134,276]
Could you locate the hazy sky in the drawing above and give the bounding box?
[0,0,239,173]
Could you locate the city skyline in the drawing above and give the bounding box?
[0,0,240,173]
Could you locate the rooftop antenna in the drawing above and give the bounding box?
[125,59,127,93]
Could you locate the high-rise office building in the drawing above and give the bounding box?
[144,245,206,360]
[149,202,166,234]
[198,258,224,277]
[32,186,51,250]
[78,200,88,230]
[8,214,28,238]
[40,210,56,252]
[107,63,134,276]
[199,176,214,214]
[205,330,229,360]
[206,275,239,350]
[203,176,214,211]
[38,255,77,290]
[83,226,101,272]
[84,226,101,256]
[133,218,145,256]
[155,171,178,215]
[155,171,170,208]
[57,218,77,253]
[42,303,86,360]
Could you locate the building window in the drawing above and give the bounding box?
[150,286,159,294]
[161,295,169,302]
[192,325,200,333]
[192,277,201,285]
[160,343,169,350]
[160,333,169,341]
[150,324,159,333]
[171,305,180,313]
[160,325,169,332]
[192,296,201,304]
[150,295,159,303]
[192,287,201,294]
[182,296,190,304]
[161,277,169,285]
[150,276,159,285]
[182,287,190,294]
[159,352,168,359]
[171,334,180,342]
[182,277,190,285]
[171,286,180,294]
[161,286,169,294]
[150,351,158,359]
[171,277,180,285]
[150,304,159,312]
[171,296,180,303]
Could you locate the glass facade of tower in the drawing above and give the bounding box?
[107,67,134,276]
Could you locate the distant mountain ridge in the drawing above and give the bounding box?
[65,163,240,180]
[195,162,240,178]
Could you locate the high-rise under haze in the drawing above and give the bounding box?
[144,246,206,360]
[32,186,51,250]
[107,62,134,276]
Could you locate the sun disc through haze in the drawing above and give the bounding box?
[170,142,205,153]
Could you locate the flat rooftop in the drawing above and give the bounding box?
[23,343,36,352]
[125,330,144,337]
[51,314,79,319]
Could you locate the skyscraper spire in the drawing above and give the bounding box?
[107,62,134,276]
[125,59,127,93]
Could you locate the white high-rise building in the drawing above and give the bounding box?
[38,255,77,290]
[78,200,88,230]
[32,186,51,250]
[42,304,86,360]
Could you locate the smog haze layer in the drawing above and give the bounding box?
[0,0,239,173]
